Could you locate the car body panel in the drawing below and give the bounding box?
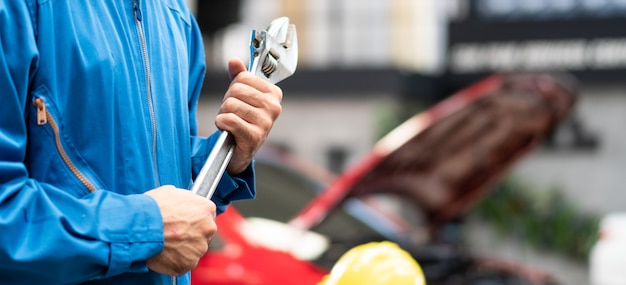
[193,208,327,285]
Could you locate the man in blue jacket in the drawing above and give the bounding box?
[0,1,283,284]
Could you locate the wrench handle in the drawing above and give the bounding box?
[190,130,234,198]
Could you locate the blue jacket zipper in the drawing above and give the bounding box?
[133,2,173,284]
[133,0,161,187]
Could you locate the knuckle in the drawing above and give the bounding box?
[272,85,283,100]
[224,113,240,126]
[208,222,218,235]
[258,119,273,133]
[239,71,256,82]
[230,81,248,93]
[250,129,266,144]
[205,200,216,212]
[201,218,217,236]
[201,241,209,254]
[190,258,201,271]
[270,102,282,118]
[215,113,239,129]
[222,97,239,111]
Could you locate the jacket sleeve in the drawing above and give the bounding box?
[186,10,256,214]
[0,2,164,284]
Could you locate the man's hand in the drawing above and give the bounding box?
[144,185,217,276]
[216,57,283,175]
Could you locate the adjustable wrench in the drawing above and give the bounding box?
[191,17,298,199]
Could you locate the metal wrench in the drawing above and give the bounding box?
[191,17,298,199]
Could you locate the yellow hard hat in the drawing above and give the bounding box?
[317,241,426,285]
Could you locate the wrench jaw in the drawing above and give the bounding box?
[249,17,298,84]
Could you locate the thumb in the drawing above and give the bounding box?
[228,57,248,80]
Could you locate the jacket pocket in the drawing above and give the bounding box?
[28,89,105,197]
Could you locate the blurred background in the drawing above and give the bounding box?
[187,1,626,284]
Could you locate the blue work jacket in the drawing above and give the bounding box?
[0,0,255,284]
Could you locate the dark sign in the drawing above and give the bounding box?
[447,1,626,83]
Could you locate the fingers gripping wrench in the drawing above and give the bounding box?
[191,17,298,199]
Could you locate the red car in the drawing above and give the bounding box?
[192,73,576,285]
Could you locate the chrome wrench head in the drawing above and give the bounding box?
[249,17,298,84]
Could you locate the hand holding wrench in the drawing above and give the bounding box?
[191,17,298,199]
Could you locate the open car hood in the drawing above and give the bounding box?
[289,73,576,232]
